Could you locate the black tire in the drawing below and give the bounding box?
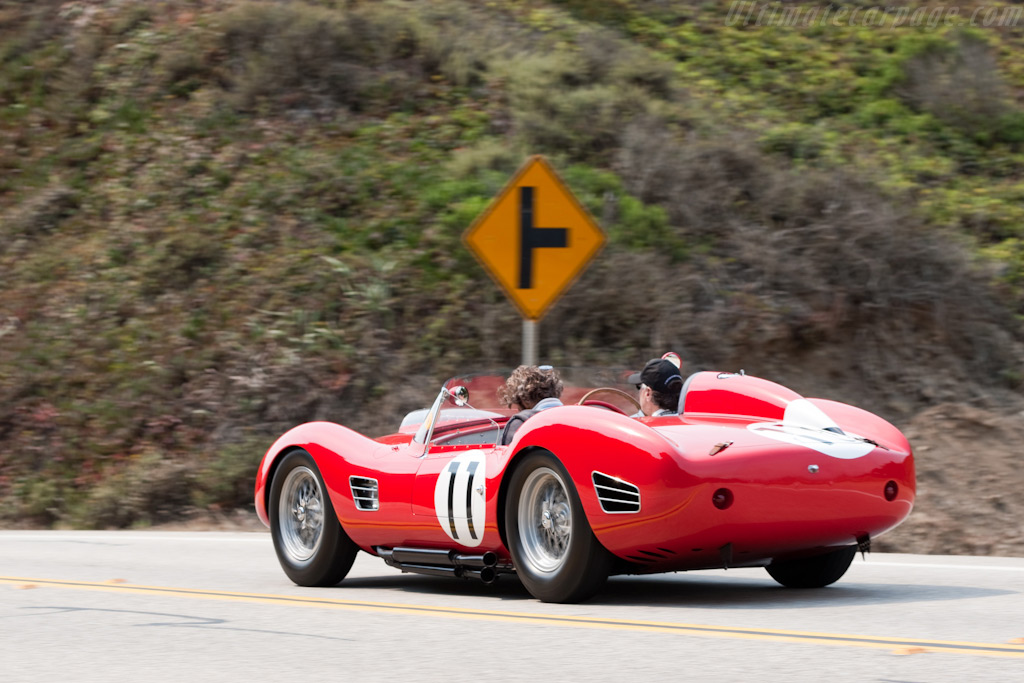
[269,449,358,586]
[505,451,612,603]
[766,545,857,588]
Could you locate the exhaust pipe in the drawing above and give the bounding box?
[391,563,459,579]
[387,547,455,566]
[377,547,505,583]
[452,551,499,569]
[461,566,498,585]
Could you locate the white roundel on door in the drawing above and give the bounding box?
[433,450,487,547]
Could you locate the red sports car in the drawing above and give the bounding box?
[254,370,915,603]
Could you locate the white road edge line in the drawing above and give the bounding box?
[2,534,1022,570]
[858,561,1024,572]
[0,533,268,543]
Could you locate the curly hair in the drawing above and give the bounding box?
[498,365,564,410]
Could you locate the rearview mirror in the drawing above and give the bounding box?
[446,385,469,407]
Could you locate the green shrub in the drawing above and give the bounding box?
[159,38,214,99]
[217,0,500,111]
[192,437,267,511]
[2,183,78,237]
[13,477,62,526]
[994,111,1024,146]
[760,122,827,161]
[512,80,651,163]
[896,32,1020,147]
[499,28,677,164]
[445,139,525,181]
[219,2,381,110]
[552,0,636,25]
[68,452,194,529]
[140,226,225,295]
[391,2,492,87]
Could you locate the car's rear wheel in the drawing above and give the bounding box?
[505,451,611,603]
[270,449,358,586]
[766,545,857,588]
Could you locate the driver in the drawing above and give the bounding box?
[498,364,564,445]
[628,355,683,417]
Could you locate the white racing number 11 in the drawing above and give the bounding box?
[433,451,488,547]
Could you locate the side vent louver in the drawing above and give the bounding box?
[592,472,641,514]
[350,476,379,511]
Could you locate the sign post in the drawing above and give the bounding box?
[522,319,537,366]
[463,155,606,365]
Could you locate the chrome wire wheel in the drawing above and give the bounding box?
[269,450,358,587]
[517,466,573,573]
[506,452,612,602]
[277,466,325,564]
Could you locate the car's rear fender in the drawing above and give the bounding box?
[495,406,687,550]
[807,398,911,453]
[682,372,911,454]
[497,403,914,568]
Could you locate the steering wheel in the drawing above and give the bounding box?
[576,387,641,415]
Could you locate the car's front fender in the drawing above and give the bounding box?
[254,422,384,527]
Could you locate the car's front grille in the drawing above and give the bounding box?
[592,471,641,514]
[350,476,379,511]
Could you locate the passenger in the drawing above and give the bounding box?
[498,364,564,445]
[628,354,683,417]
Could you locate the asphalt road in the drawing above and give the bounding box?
[2,530,1022,682]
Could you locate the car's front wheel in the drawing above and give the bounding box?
[766,545,857,588]
[269,449,358,586]
[505,451,612,603]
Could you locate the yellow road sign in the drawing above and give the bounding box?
[463,156,606,320]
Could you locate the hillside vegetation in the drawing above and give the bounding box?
[2,1,1023,549]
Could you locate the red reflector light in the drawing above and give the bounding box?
[884,481,898,501]
[712,488,734,510]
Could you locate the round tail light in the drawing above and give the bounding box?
[712,488,734,510]
[884,481,898,501]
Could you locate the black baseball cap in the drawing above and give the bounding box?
[628,358,683,393]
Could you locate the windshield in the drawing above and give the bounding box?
[446,367,638,409]
[404,367,642,442]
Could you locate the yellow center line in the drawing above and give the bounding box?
[4,576,1023,659]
